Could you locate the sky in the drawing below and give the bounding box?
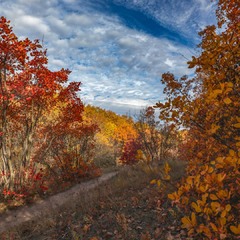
[0,0,217,115]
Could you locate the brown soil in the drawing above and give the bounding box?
[0,172,118,234]
[0,164,186,240]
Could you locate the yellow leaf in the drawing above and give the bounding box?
[219,217,226,227]
[181,196,189,205]
[208,166,214,173]
[211,202,220,208]
[213,89,222,95]
[186,177,193,186]
[150,179,157,184]
[229,150,235,157]
[220,83,225,90]
[233,123,240,128]
[217,173,226,183]
[164,162,171,174]
[210,194,218,200]
[194,175,200,186]
[191,202,201,213]
[225,204,231,212]
[209,124,220,134]
[181,216,191,229]
[168,192,179,201]
[210,222,218,232]
[194,108,198,114]
[221,210,227,218]
[164,174,171,181]
[223,97,232,104]
[191,212,197,226]
[202,193,208,203]
[181,213,196,229]
[217,190,228,199]
[216,157,224,163]
[199,185,208,193]
[200,165,208,175]
[157,180,161,187]
[211,202,221,212]
[203,207,213,215]
[230,224,240,235]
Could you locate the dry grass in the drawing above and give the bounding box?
[1,160,187,240]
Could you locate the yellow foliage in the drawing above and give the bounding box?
[210,194,218,200]
[135,149,144,160]
[155,1,240,238]
[181,212,197,230]
[233,123,240,128]
[168,192,180,202]
[164,162,171,175]
[216,190,229,200]
[211,202,221,213]
[218,217,226,228]
[191,202,201,213]
[230,224,240,235]
[210,222,218,232]
[223,98,232,104]
[150,179,157,185]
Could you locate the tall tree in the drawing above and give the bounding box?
[135,107,178,163]
[155,0,240,238]
[0,17,97,197]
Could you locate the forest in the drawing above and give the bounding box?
[0,0,239,239]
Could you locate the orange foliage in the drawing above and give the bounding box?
[155,0,239,238]
[0,17,99,199]
[83,105,138,163]
[84,105,137,144]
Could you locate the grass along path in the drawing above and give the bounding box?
[0,171,118,234]
[1,161,186,239]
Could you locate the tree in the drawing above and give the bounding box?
[119,137,142,165]
[83,105,138,167]
[155,0,240,238]
[135,107,178,164]
[0,17,98,198]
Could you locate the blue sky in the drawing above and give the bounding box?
[0,0,217,115]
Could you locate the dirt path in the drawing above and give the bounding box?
[0,171,118,233]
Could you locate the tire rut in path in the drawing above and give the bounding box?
[0,171,119,233]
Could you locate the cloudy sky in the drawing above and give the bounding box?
[0,0,217,115]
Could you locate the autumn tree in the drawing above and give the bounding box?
[135,107,178,164]
[83,105,137,167]
[0,17,98,198]
[119,137,142,165]
[155,0,239,238]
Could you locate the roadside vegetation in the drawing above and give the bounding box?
[0,0,239,239]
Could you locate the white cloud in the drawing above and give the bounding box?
[0,0,216,115]
[65,13,94,27]
[164,58,175,68]
[17,15,50,33]
[118,36,141,49]
[47,16,71,37]
[49,58,66,68]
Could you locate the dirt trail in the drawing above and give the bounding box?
[0,171,118,233]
